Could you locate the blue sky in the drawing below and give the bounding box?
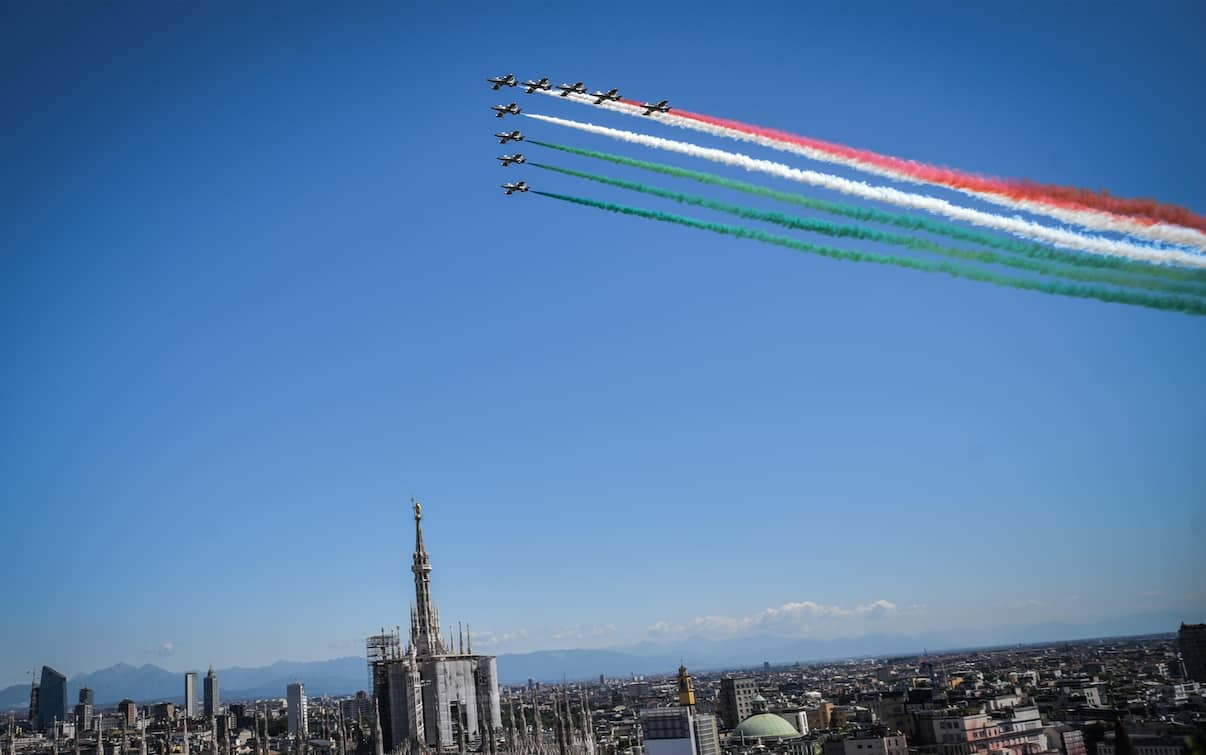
[3,1,1205,687]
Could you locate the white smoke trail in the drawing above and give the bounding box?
[523,112,1206,269]
[531,89,1206,252]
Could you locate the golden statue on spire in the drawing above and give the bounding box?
[413,497,422,520]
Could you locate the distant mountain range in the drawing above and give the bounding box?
[2,609,1194,711]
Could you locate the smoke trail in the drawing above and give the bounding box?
[523,112,1206,269]
[528,140,1206,286]
[532,191,1206,316]
[529,162,1206,298]
[531,88,1206,246]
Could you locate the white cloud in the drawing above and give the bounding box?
[649,599,902,639]
[472,629,529,649]
[157,642,175,657]
[552,624,617,642]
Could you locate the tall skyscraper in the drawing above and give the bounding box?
[287,683,307,736]
[37,667,67,731]
[29,681,39,728]
[203,668,220,718]
[1180,623,1206,682]
[367,500,501,751]
[185,673,198,719]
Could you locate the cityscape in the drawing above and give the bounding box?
[6,6,1205,755]
[6,502,1206,755]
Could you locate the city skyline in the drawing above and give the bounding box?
[4,1,1205,694]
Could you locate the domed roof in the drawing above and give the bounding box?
[731,713,800,740]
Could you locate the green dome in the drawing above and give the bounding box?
[731,713,800,740]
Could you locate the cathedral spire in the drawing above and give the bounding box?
[410,499,444,655]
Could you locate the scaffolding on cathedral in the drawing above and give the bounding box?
[367,629,404,703]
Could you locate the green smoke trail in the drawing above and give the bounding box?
[528,140,1206,286]
[532,190,1206,317]
[529,162,1206,299]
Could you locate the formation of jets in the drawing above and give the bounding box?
[486,74,672,197]
[487,73,517,90]
[491,102,521,118]
[590,88,621,104]
[522,77,551,93]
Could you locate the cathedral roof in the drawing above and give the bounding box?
[731,713,800,740]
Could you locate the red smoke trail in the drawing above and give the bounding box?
[619,99,1206,235]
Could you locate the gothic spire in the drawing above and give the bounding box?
[410,498,444,656]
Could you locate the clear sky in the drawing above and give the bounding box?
[3,1,1205,687]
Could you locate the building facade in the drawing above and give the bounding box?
[823,732,909,755]
[641,707,720,755]
[717,677,757,729]
[368,500,502,752]
[1179,623,1206,682]
[287,682,308,736]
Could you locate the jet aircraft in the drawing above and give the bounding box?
[495,130,524,144]
[557,81,587,97]
[640,100,671,115]
[501,181,529,195]
[487,73,518,90]
[497,154,526,166]
[590,88,621,104]
[491,102,522,118]
[522,77,551,93]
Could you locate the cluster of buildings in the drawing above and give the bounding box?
[6,502,1206,755]
[601,623,1206,755]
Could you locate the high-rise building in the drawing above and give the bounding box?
[118,700,138,729]
[366,500,502,751]
[185,673,198,719]
[29,682,39,728]
[75,689,95,732]
[1180,623,1206,682]
[287,683,308,736]
[37,667,68,731]
[203,668,220,718]
[717,677,756,729]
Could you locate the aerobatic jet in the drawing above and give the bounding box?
[497,154,526,166]
[522,77,551,93]
[640,100,671,115]
[501,181,529,195]
[487,73,518,90]
[495,130,524,144]
[557,81,587,97]
[590,88,621,104]
[491,102,522,118]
